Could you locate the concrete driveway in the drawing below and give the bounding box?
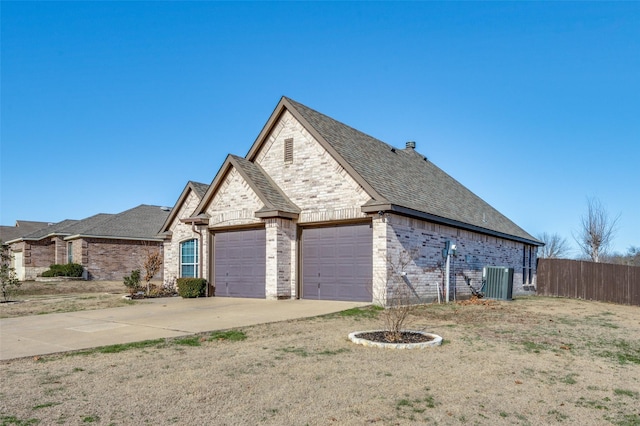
[0,297,368,360]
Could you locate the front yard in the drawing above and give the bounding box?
[0,281,143,318]
[1,294,639,425]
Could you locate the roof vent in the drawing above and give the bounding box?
[406,141,416,149]
[160,206,171,212]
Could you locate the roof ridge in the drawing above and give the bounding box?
[284,97,395,150]
[283,97,538,244]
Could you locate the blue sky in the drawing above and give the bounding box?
[1,2,638,256]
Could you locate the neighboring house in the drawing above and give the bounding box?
[7,205,169,281]
[1,221,53,281]
[0,220,52,244]
[161,97,542,304]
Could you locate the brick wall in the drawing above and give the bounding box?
[52,237,67,265]
[383,213,537,304]
[12,240,55,280]
[83,238,163,281]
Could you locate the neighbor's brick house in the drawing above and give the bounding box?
[161,97,541,305]
[7,205,169,281]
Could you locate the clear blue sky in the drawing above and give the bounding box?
[1,2,638,256]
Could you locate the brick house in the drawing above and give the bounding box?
[7,205,169,281]
[161,97,542,304]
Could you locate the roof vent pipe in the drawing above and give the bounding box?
[406,141,416,149]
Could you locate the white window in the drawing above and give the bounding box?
[180,239,198,278]
[67,242,73,264]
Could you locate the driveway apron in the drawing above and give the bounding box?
[0,297,367,360]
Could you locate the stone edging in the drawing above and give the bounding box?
[35,277,85,282]
[348,330,443,349]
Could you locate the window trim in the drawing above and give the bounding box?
[179,239,199,278]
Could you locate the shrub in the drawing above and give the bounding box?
[123,270,142,295]
[177,278,206,298]
[41,263,84,277]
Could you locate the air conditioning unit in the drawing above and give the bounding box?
[482,266,514,300]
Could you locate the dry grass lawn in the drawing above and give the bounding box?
[0,281,144,318]
[1,291,639,425]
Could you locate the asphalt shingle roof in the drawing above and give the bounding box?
[79,205,170,239]
[189,181,210,199]
[284,97,538,243]
[230,155,300,215]
[0,221,51,243]
[20,219,82,240]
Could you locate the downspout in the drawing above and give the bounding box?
[191,222,206,297]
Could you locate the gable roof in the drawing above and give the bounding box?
[194,155,300,220]
[159,181,210,233]
[8,205,169,244]
[13,218,88,242]
[190,181,210,199]
[0,221,52,244]
[249,97,540,245]
[66,205,170,241]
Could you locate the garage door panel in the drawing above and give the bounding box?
[214,229,265,298]
[302,224,372,302]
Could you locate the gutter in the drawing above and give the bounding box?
[362,203,543,246]
[63,234,164,242]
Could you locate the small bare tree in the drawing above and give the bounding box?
[381,248,420,342]
[574,197,620,263]
[142,249,163,296]
[537,232,571,259]
[1,243,21,302]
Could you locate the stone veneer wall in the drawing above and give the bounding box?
[163,190,205,283]
[206,168,264,228]
[255,111,371,223]
[381,213,537,304]
[83,238,163,281]
[265,218,296,299]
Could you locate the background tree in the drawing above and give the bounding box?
[604,246,640,267]
[1,242,21,302]
[574,197,620,263]
[537,232,571,259]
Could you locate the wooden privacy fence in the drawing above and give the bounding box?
[537,258,640,306]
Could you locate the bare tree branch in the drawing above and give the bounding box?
[574,197,620,263]
[537,232,571,259]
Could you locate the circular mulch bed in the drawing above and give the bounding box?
[348,330,443,349]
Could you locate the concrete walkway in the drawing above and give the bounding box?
[0,297,368,360]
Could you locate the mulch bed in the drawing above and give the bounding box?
[354,331,435,344]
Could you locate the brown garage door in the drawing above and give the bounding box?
[301,223,372,302]
[213,228,266,298]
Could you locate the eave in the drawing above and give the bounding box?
[362,203,543,246]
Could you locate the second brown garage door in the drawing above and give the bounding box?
[301,223,372,302]
[213,228,266,298]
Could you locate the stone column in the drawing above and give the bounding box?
[265,218,296,300]
[371,214,389,306]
